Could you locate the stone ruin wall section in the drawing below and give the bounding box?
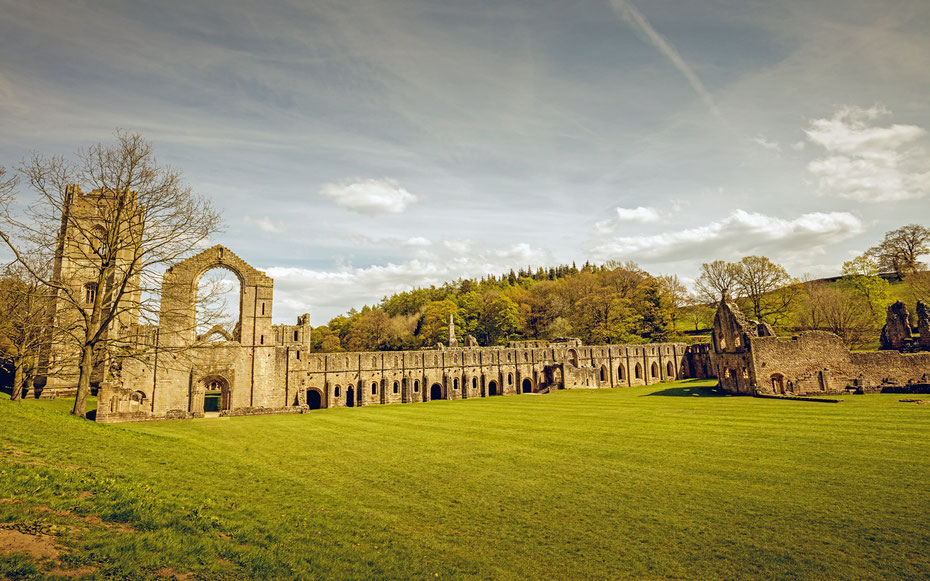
[750,331,930,395]
[96,244,702,423]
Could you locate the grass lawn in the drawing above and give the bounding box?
[1,380,929,579]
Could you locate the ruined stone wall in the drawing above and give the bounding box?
[96,244,703,423]
[711,298,930,396]
[749,332,930,395]
[100,338,694,422]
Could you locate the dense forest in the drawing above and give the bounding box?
[310,224,930,353]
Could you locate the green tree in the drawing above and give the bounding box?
[0,263,50,401]
[841,255,890,317]
[416,299,460,346]
[479,293,521,345]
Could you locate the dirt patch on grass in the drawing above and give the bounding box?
[31,504,136,533]
[156,566,195,579]
[0,528,98,577]
[0,528,60,560]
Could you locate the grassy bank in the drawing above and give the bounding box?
[2,381,929,579]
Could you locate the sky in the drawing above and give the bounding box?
[1,0,929,325]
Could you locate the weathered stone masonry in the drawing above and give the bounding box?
[711,298,930,396]
[95,244,701,423]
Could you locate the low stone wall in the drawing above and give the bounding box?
[219,405,308,417]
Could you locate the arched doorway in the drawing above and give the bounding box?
[430,383,443,401]
[771,373,785,394]
[488,380,498,396]
[197,376,230,415]
[307,388,323,410]
[522,378,532,393]
[666,361,674,379]
[651,362,659,378]
[599,365,606,381]
[567,348,579,367]
[346,386,355,407]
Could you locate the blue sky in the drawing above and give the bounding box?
[1,0,929,324]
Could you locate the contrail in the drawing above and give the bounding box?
[608,0,720,117]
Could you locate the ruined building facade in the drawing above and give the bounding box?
[94,244,702,422]
[711,298,930,396]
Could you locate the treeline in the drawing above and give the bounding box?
[311,223,930,353]
[692,224,930,349]
[311,261,689,352]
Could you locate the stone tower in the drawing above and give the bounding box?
[31,186,142,397]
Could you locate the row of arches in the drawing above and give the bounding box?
[598,361,677,383]
[304,374,536,410]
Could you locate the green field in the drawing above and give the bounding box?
[2,381,929,579]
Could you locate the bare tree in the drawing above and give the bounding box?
[694,260,739,303]
[731,256,796,324]
[0,131,222,417]
[682,292,714,331]
[866,223,930,278]
[797,281,873,348]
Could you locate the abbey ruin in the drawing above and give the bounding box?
[24,188,928,420]
[90,243,704,422]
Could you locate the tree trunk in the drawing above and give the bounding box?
[72,343,94,417]
[11,362,23,402]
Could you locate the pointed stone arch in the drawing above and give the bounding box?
[159,245,273,348]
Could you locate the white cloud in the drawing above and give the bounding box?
[595,206,661,233]
[402,236,432,247]
[244,215,284,233]
[264,242,554,324]
[587,209,863,263]
[805,105,930,202]
[318,178,418,215]
[443,239,475,254]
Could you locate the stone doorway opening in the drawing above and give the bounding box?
[430,383,443,401]
[198,376,230,417]
[346,386,355,407]
[522,378,532,393]
[488,380,498,396]
[307,388,323,410]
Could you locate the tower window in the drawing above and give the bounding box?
[84,283,97,305]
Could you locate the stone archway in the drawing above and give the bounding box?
[346,386,355,407]
[567,348,579,367]
[430,383,443,401]
[306,388,323,410]
[488,380,498,396]
[771,373,785,394]
[159,245,273,349]
[193,375,231,415]
[666,361,675,380]
[522,378,533,393]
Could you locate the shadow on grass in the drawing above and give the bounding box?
[644,381,727,397]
